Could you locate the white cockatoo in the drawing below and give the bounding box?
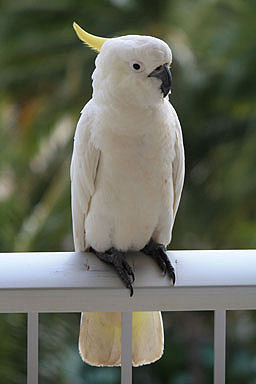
[71,22,185,367]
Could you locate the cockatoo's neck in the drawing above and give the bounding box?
[92,93,169,124]
[95,93,165,113]
[89,96,171,139]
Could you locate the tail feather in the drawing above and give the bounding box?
[79,311,164,367]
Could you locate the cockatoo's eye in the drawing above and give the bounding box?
[133,63,141,70]
[130,61,145,72]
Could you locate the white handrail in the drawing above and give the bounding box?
[0,250,256,384]
[0,250,255,313]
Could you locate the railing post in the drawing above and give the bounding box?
[27,312,39,384]
[121,312,132,384]
[214,310,226,384]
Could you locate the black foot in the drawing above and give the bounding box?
[89,247,135,296]
[141,239,175,284]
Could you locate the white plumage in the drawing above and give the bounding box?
[71,32,185,366]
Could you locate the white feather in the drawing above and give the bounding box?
[70,100,100,252]
[79,312,164,367]
[71,34,185,366]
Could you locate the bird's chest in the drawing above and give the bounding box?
[100,127,174,189]
[92,105,176,192]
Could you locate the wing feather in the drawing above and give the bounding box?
[172,115,185,220]
[70,102,100,252]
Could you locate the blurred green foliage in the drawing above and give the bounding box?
[0,0,255,383]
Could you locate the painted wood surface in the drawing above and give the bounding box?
[121,312,132,384]
[27,312,38,384]
[214,310,226,384]
[0,250,255,312]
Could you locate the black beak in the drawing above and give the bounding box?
[148,63,172,97]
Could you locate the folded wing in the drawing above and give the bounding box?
[172,114,185,221]
[70,102,100,252]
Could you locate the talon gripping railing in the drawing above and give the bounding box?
[0,250,256,384]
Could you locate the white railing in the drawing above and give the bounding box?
[0,250,256,384]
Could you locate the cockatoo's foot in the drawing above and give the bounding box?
[89,247,135,296]
[141,239,176,284]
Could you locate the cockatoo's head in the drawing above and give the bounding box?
[73,23,172,108]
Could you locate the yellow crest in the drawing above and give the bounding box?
[73,22,108,52]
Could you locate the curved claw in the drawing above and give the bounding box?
[90,247,135,295]
[158,248,175,284]
[122,259,135,283]
[170,270,176,285]
[141,239,176,285]
[128,283,134,297]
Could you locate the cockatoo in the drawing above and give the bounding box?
[71,22,185,367]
